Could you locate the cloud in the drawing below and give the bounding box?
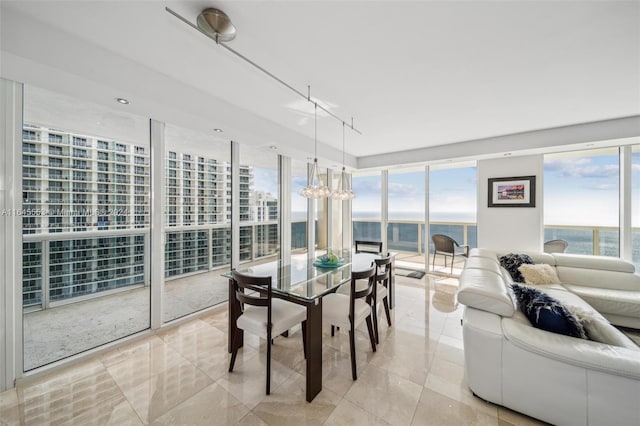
[544,158,619,178]
[292,175,308,188]
[387,182,422,197]
[352,178,381,193]
[585,183,618,191]
[252,167,278,195]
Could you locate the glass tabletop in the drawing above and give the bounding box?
[223,250,392,302]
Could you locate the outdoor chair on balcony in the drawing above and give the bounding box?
[544,239,569,253]
[355,240,383,254]
[431,234,469,275]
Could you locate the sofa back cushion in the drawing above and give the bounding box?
[496,251,556,266]
[552,253,635,273]
[464,256,502,275]
[458,268,516,317]
[556,268,640,291]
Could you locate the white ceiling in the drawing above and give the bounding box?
[1,1,639,168]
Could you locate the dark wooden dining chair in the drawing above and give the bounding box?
[373,255,392,344]
[355,240,383,254]
[323,264,377,380]
[229,270,307,395]
[431,234,469,275]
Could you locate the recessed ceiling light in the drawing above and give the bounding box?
[116,98,129,105]
[213,128,223,133]
[269,145,278,150]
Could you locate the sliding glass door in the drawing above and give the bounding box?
[22,85,150,370]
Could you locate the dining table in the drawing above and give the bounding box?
[223,250,395,402]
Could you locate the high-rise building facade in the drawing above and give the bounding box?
[21,124,150,307]
[22,123,280,307]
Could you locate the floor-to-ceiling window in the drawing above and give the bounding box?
[352,171,382,242]
[163,124,231,322]
[22,85,150,370]
[544,148,620,256]
[239,147,279,264]
[429,163,477,273]
[291,159,308,252]
[632,145,640,269]
[388,167,426,267]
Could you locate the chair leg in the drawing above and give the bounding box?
[451,253,454,275]
[383,296,391,326]
[432,252,436,272]
[349,328,357,380]
[229,328,240,372]
[373,296,380,344]
[331,325,335,337]
[365,315,376,353]
[266,329,272,395]
[301,320,307,359]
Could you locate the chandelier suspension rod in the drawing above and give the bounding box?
[166,7,363,135]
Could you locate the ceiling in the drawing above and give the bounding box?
[1,1,639,169]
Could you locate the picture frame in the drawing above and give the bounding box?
[488,175,536,207]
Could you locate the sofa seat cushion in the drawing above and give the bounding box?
[501,318,640,378]
[562,285,640,320]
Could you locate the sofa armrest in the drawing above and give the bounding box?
[502,318,640,379]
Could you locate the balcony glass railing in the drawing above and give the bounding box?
[355,219,640,271]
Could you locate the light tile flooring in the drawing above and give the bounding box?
[1,275,546,426]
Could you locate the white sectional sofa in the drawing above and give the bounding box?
[457,248,640,426]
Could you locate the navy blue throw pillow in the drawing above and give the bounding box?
[499,253,534,283]
[511,284,585,339]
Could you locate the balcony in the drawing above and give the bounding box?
[354,219,640,274]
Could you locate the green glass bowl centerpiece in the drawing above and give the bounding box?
[313,251,345,268]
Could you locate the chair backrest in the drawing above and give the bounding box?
[349,264,376,319]
[355,240,383,254]
[231,270,272,318]
[431,234,455,254]
[544,239,569,253]
[374,255,392,286]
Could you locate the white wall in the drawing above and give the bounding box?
[477,155,544,251]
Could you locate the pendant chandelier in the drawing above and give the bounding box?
[300,104,331,199]
[331,122,356,200]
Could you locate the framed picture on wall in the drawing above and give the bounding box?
[488,175,536,207]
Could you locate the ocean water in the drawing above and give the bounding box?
[296,211,640,269]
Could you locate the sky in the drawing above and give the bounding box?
[352,168,477,222]
[545,151,640,226]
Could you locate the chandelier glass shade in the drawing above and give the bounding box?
[301,158,331,199]
[301,104,330,198]
[331,167,355,200]
[331,122,355,200]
